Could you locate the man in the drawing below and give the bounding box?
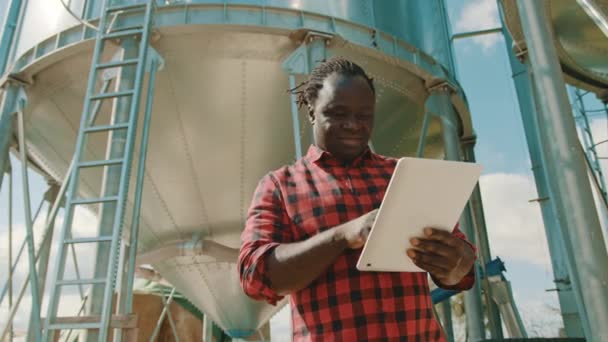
[238,57,476,341]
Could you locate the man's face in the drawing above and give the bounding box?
[308,73,375,163]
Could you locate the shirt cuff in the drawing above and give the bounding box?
[240,242,285,305]
[432,264,476,291]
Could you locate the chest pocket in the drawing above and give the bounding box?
[284,164,393,241]
[285,187,334,241]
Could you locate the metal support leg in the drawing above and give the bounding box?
[437,300,454,342]
[0,0,23,75]
[27,184,61,342]
[7,162,13,342]
[488,276,527,337]
[461,138,503,340]
[288,74,303,160]
[116,54,162,342]
[516,1,608,340]
[498,6,588,336]
[0,163,71,341]
[426,107,454,342]
[431,88,486,341]
[203,315,213,342]
[149,288,177,341]
[0,85,17,192]
[160,289,180,341]
[0,187,47,305]
[16,106,43,341]
[417,112,431,158]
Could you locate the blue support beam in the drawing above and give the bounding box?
[514,1,608,340]
[430,87,486,342]
[0,0,23,75]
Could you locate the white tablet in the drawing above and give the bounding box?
[356,157,482,272]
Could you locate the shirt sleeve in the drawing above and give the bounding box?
[431,223,477,291]
[238,173,293,305]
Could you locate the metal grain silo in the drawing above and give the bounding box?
[0,0,479,339]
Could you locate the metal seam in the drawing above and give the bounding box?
[166,65,211,238]
[240,60,247,228]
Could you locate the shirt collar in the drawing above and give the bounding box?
[304,144,376,167]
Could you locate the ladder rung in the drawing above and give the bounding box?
[102,28,144,40]
[78,158,124,168]
[48,321,102,330]
[47,314,137,330]
[96,58,139,69]
[106,3,148,14]
[108,25,145,34]
[64,236,114,244]
[56,278,106,286]
[84,123,130,133]
[90,90,134,101]
[72,196,119,205]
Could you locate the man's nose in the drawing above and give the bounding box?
[342,117,363,131]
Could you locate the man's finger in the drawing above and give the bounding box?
[410,239,452,257]
[421,228,461,246]
[409,250,452,272]
[360,226,372,240]
[413,259,448,277]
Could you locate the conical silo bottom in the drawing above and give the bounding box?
[152,256,287,338]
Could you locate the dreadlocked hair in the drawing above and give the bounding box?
[288,57,375,110]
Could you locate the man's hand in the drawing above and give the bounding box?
[335,209,379,249]
[406,228,475,286]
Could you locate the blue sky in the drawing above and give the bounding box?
[2,0,607,340]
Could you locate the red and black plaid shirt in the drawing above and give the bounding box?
[239,145,475,341]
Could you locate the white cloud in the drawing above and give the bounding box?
[455,0,501,52]
[479,173,553,269]
[520,300,563,337]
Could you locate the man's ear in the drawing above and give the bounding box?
[307,105,315,124]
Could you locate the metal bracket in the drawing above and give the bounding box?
[15,86,27,111]
[460,134,478,147]
[4,73,33,87]
[281,30,332,75]
[426,79,458,94]
[528,197,550,203]
[282,43,310,75]
[513,44,528,63]
[146,46,165,72]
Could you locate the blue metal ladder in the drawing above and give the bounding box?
[42,1,157,340]
[570,88,608,204]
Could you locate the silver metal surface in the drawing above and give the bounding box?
[502,0,608,93]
